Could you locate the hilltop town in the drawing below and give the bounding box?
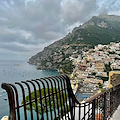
[70,42,120,100]
[29,15,120,72]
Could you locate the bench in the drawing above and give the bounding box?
[1,74,120,120]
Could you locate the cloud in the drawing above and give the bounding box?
[60,0,98,29]
[0,0,120,60]
[96,0,120,15]
[0,0,64,60]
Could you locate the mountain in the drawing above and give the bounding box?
[28,14,120,72]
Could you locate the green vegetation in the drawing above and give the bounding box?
[22,87,69,119]
[112,69,120,71]
[115,57,120,60]
[41,59,47,66]
[100,76,109,82]
[96,76,108,82]
[98,83,106,93]
[60,59,75,74]
[98,82,103,89]
[108,51,116,54]
[101,89,106,93]
[91,72,97,76]
[104,63,112,74]
[83,25,120,45]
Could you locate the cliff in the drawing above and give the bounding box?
[28,14,120,72]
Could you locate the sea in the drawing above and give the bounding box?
[0,60,58,119]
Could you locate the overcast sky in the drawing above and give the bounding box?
[0,0,120,60]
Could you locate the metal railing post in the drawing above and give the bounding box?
[92,99,95,120]
[110,88,113,117]
[103,93,106,120]
[1,83,16,120]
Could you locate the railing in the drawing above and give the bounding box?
[1,74,120,120]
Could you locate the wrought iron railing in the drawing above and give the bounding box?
[1,74,120,120]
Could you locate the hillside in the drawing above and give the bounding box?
[28,14,120,72]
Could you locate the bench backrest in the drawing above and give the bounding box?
[1,74,76,120]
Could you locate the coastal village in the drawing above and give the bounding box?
[70,42,120,102]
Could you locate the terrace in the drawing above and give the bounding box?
[1,74,120,120]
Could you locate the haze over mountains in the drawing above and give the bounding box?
[28,14,120,71]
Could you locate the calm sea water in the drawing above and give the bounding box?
[0,60,58,119]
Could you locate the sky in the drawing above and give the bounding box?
[0,0,120,60]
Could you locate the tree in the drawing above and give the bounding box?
[22,87,69,119]
[98,82,103,89]
[91,72,96,76]
[61,59,75,74]
[104,62,111,75]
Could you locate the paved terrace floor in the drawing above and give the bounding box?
[110,105,120,120]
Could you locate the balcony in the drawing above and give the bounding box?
[1,74,120,120]
[110,105,120,120]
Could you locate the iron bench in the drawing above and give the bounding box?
[1,74,120,120]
